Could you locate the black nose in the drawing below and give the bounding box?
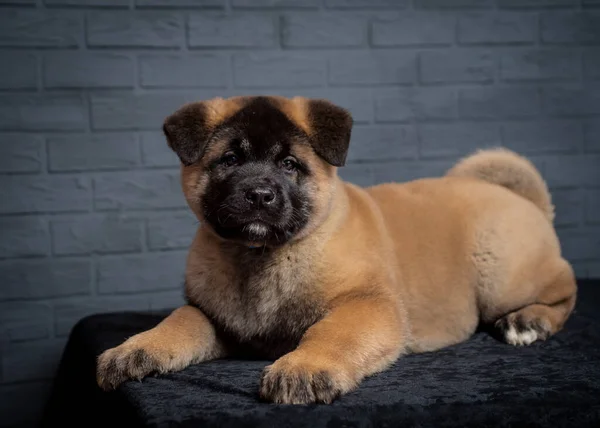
[245,187,276,206]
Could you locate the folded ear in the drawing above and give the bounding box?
[304,99,353,167]
[163,97,248,166]
[162,102,211,166]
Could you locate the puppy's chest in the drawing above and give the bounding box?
[187,254,325,358]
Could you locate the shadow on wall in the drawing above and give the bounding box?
[1,0,599,426]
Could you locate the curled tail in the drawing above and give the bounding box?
[446,148,555,223]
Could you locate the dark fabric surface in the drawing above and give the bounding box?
[42,280,600,428]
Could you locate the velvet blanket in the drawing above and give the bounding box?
[42,280,600,428]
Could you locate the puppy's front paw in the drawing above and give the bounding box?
[259,354,352,404]
[96,339,173,391]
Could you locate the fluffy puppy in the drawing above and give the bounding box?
[96,95,577,404]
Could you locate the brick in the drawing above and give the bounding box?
[458,12,536,45]
[0,175,90,214]
[0,52,37,90]
[44,53,133,89]
[149,291,185,310]
[324,88,373,123]
[584,49,600,79]
[139,54,228,88]
[0,134,43,173]
[557,228,600,262]
[326,0,408,7]
[284,88,373,123]
[419,123,500,159]
[87,11,183,48]
[588,262,600,278]
[459,87,539,119]
[141,131,179,167]
[348,126,417,162]
[2,339,66,383]
[552,189,583,227]
[48,133,139,172]
[570,261,588,278]
[338,163,375,187]
[371,13,454,47]
[0,217,50,259]
[234,53,325,88]
[46,0,129,6]
[542,84,600,116]
[91,92,220,130]
[0,302,52,343]
[0,0,35,4]
[373,160,454,184]
[542,154,600,187]
[501,120,581,154]
[188,14,276,48]
[541,12,600,44]
[255,87,373,123]
[147,213,196,250]
[498,0,574,6]
[0,382,51,427]
[586,190,600,224]
[97,251,186,294]
[94,171,186,210]
[54,296,149,337]
[0,259,90,300]
[233,0,319,7]
[136,0,223,7]
[419,50,494,84]
[329,52,416,85]
[374,87,456,123]
[501,49,579,82]
[282,14,366,48]
[0,94,87,131]
[584,120,600,152]
[51,216,143,255]
[0,9,81,47]
[415,0,492,8]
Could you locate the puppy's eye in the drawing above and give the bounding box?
[221,152,240,167]
[281,156,298,173]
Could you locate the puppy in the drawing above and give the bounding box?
[96,95,577,404]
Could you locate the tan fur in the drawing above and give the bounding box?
[203,96,248,129]
[96,305,226,390]
[97,96,577,404]
[272,95,311,136]
[179,138,231,219]
[446,147,555,222]
[287,143,338,241]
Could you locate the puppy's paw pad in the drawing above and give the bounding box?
[96,346,163,391]
[260,363,343,405]
[495,314,550,347]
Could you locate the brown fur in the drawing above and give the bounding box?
[446,147,555,222]
[97,96,577,404]
[96,305,225,390]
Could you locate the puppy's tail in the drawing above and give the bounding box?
[446,147,554,223]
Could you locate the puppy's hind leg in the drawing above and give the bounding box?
[495,259,577,347]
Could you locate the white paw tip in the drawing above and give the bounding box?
[505,325,538,346]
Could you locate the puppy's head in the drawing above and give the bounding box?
[163,95,353,248]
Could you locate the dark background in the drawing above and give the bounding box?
[0,0,598,426]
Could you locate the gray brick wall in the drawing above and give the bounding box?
[0,0,599,426]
